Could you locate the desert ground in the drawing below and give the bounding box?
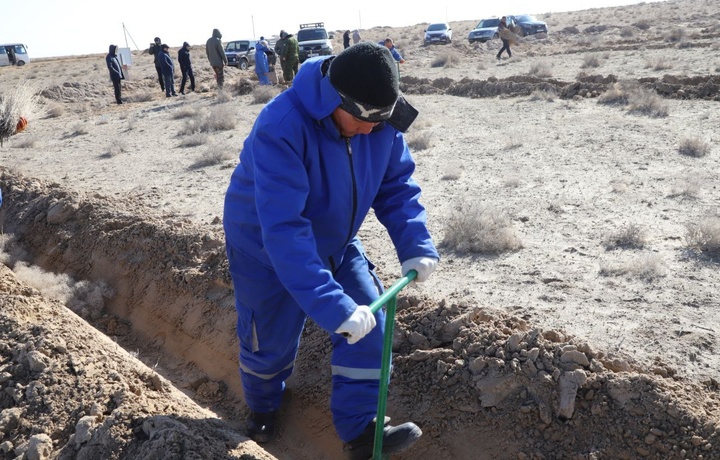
[1,0,720,458]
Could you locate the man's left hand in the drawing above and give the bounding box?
[401,257,438,283]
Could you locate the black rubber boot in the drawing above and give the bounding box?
[246,410,277,444]
[343,420,422,460]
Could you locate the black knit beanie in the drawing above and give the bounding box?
[329,42,399,123]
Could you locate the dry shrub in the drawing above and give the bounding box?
[252,86,280,104]
[96,115,109,125]
[132,92,153,103]
[620,27,635,38]
[581,54,601,69]
[668,178,701,200]
[179,133,209,148]
[406,130,433,151]
[528,62,552,78]
[645,57,672,71]
[441,201,522,254]
[101,139,129,158]
[664,28,686,43]
[440,162,462,181]
[686,216,720,257]
[236,78,254,95]
[431,52,460,68]
[560,26,580,34]
[172,106,200,119]
[598,82,668,117]
[0,83,40,145]
[184,106,236,133]
[12,136,40,149]
[678,138,711,158]
[603,224,647,250]
[190,144,234,169]
[632,20,651,30]
[503,138,523,150]
[599,254,665,281]
[70,122,89,136]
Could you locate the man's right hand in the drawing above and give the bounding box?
[335,305,376,344]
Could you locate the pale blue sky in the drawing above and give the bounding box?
[4,0,664,59]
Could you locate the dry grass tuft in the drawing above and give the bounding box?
[179,133,210,148]
[668,178,701,200]
[431,52,461,68]
[599,254,665,281]
[440,161,462,180]
[632,20,651,30]
[236,78,254,95]
[45,104,64,118]
[441,201,522,254]
[677,138,711,158]
[190,144,234,169]
[528,62,553,78]
[620,27,635,38]
[598,82,668,117]
[101,139,129,158]
[529,89,556,102]
[645,57,673,71]
[664,28,687,43]
[252,86,280,104]
[581,54,602,68]
[0,83,40,145]
[183,106,236,133]
[172,106,200,120]
[406,130,433,151]
[686,216,720,257]
[70,122,89,136]
[603,223,647,250]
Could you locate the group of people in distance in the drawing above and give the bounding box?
[105,28,433,459]
[105,28,408,103]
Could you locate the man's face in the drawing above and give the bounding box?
[331,107,379,137]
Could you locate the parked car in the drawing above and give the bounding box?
[225,40,258,70]
[424,23,452,45]
[297,22,333,63]
[508,14,548,36]
[467,17,512,44]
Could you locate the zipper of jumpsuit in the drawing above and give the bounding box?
[330,137,358,273]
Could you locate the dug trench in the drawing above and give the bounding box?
[1,170,720,459]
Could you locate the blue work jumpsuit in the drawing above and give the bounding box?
[223,56,438,443]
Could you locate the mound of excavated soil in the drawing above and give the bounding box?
[0,264,273,460]
[2,170,719,460]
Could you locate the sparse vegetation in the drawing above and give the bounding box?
[431,52,460,68]
[101,139,129,158]
[632,19,651,30]
[598,82,669,117]
[252,86,280,104]
[189,144,234,169]
[406,130,433,151]
[12,136,40,149]
[678,138,711,158]
[528,62,552,78]
[581,54,601,68]
[172,106,200,120]
[179,133,209,148]
[664,28,687,43]
[603,223,647,250]
[183,106,237,133]
[440,161,462,180]
[441,201,522,254]
[599,254,665,281]
[686,216,720,257]
[70,122,89,136]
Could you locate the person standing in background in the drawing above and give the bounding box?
[352,29,361,44]
[178,42,196,94]
[254,40,272,85]
[159,44,177,97]
[496,16,513,61]
[277,30,299,84]
[148,37,165,92]
[106,44,125,104]
[206,29,228,89]
[343,30,351,49]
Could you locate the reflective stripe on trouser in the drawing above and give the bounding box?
[226,239,386,442]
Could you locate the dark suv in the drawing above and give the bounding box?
[508,15,548,36]
[225,40,258,70]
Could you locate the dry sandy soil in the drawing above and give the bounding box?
[2,0,720,458]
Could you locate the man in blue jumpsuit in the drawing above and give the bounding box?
[223,42,439,459]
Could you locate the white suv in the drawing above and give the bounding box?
[424,23,452,45]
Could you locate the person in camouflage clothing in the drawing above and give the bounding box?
[276,30,299,84]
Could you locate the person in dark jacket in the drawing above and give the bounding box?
[205,29,228,89]
[496,16,512,61]
[148,37,165,91]
[343,30,351,49]
[178,42,195,94]
[223,42,438,459]
[159,44,177,97]
[105,44,125,104]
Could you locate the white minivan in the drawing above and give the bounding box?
[0,44,30,66]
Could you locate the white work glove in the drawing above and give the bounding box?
[401,256,438,283]
[335,305,376,345]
